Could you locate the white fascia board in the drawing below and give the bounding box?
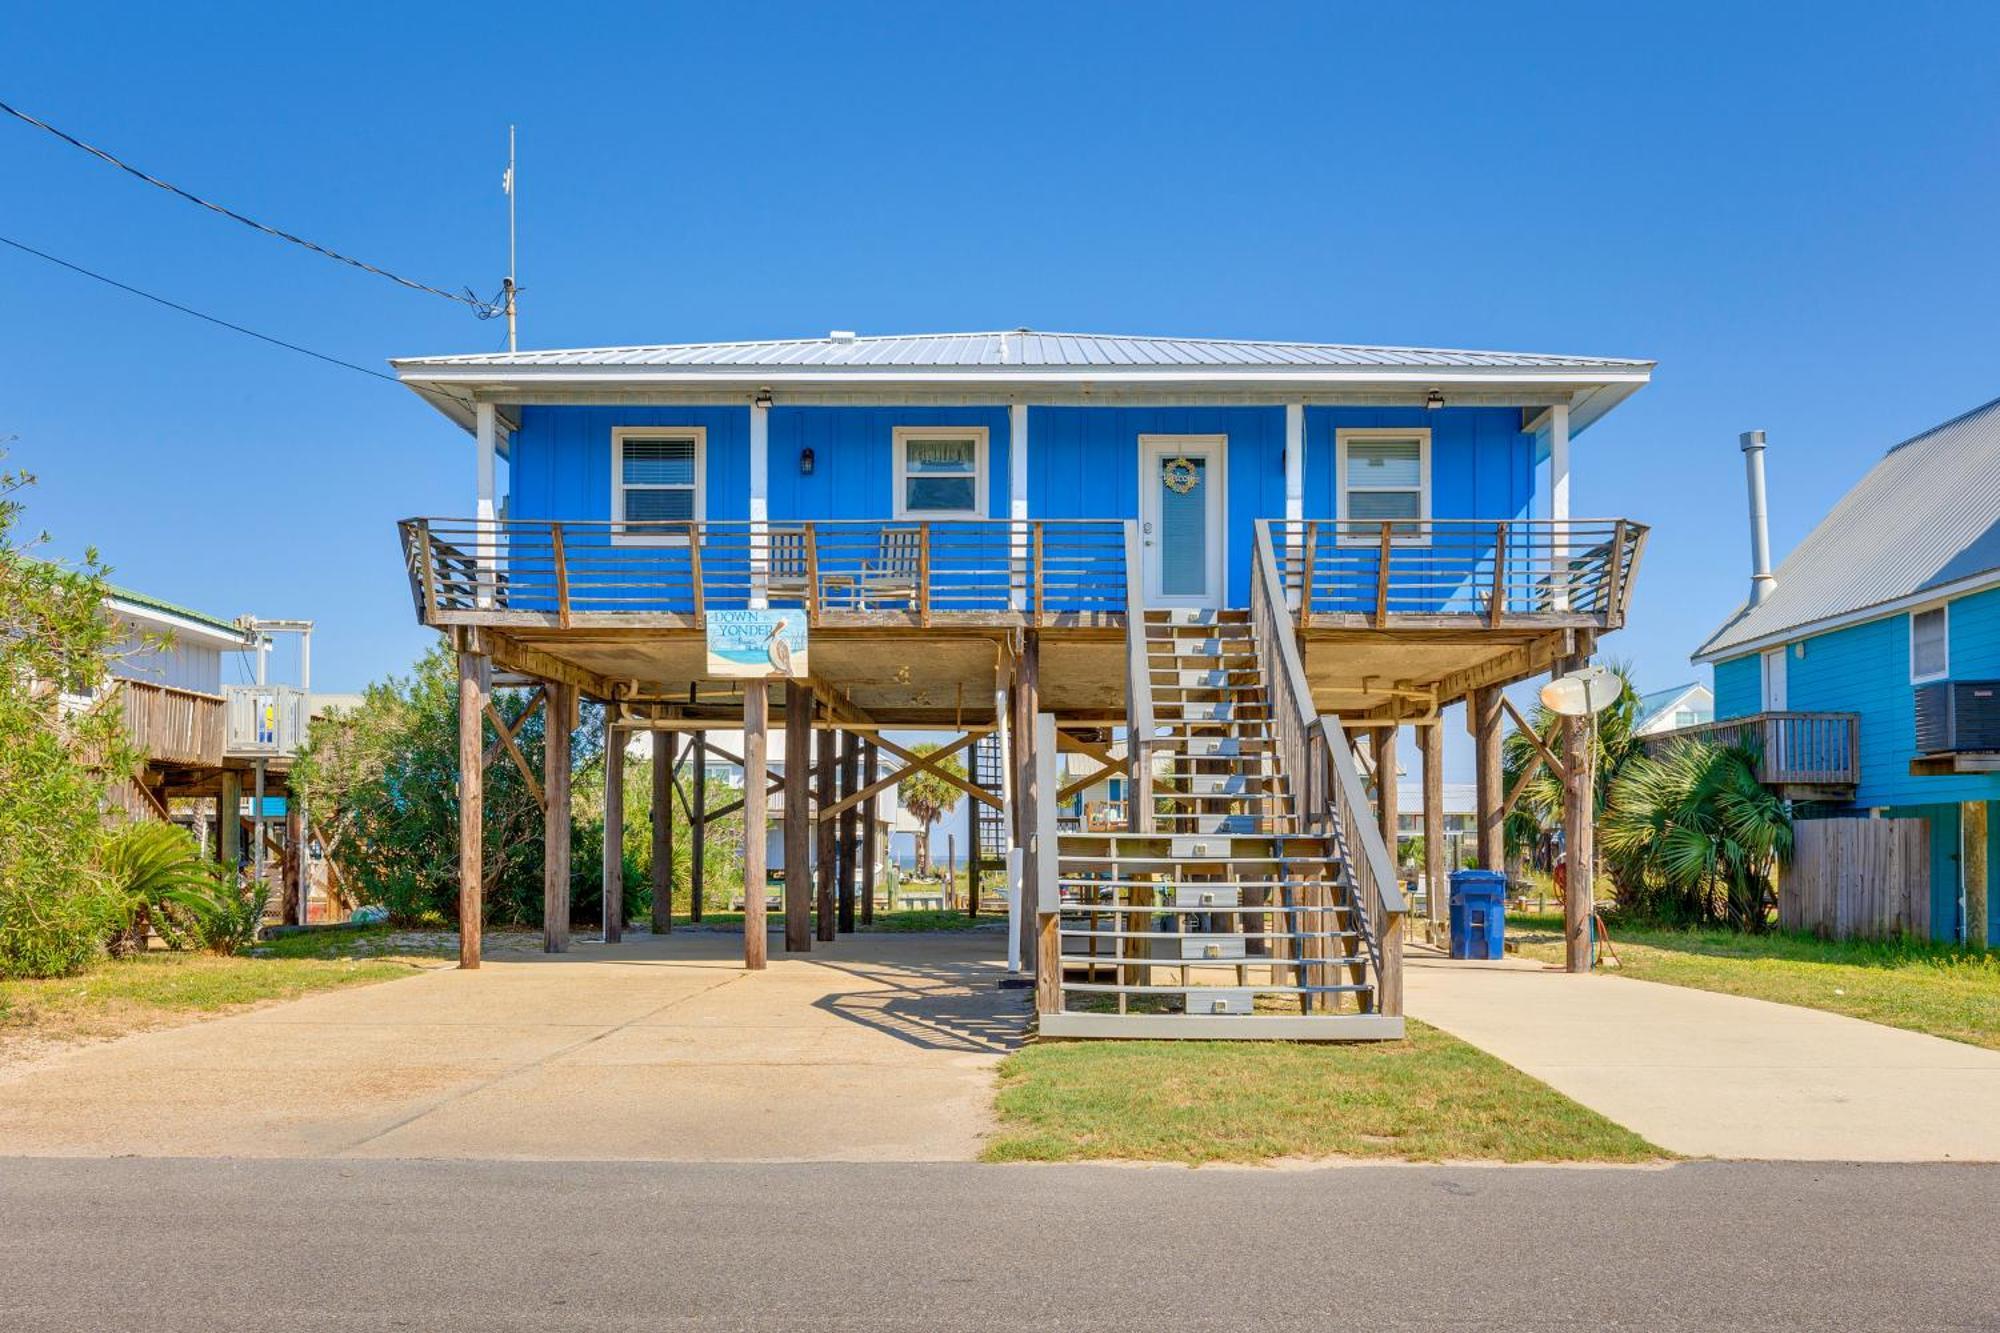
[106,599,253,649]
[1691,567,2000,664]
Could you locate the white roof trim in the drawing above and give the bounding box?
[1692,567,2000,664]
[106,598,255,649]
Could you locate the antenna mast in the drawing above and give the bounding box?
[503,123,518,352]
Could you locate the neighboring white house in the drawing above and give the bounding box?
[1632,681,1715,737]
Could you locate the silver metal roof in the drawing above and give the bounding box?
[1695,395,2000,661]
[395,329,1652,373]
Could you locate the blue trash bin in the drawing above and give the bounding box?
[1448,869,1507,960]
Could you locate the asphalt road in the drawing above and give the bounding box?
[5,1158,1999,1331]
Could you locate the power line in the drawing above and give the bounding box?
[0,97,502,318]
[0,232,398,384]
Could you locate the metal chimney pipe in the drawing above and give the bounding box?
[1740,430,1776,607]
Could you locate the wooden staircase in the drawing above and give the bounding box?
[1038,609,1401,1040]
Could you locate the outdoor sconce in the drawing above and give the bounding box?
[1425,389,1445,410]
[754,389,773,409]
[799,447,815,475]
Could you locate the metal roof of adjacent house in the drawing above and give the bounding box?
[105,584,252,642]
[1694,394,2000,661]
[394,329,1654,373]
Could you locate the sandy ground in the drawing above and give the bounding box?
[0,928,1026,1161]
[1405,948,2000,1161]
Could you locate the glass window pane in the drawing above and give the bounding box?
[1346,439,1422,488]
[623,438,696,486]
[1346,489,1421,522]
[1913,608,1948,677]
[1159,458,1208,596]
[904,437,977,473]
[905,475,977,512]
[625,487,694,523]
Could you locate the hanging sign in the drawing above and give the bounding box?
[706,609,807,679]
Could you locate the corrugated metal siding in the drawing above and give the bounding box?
[397,330,1651,373]
[1698,395,2000,657]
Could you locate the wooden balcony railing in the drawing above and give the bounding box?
[1265,518,1647,628]
[399,518,1130,628]
[117,678,225,767]
[1641,711,1860,790]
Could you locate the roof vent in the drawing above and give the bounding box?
[828,330,857,344]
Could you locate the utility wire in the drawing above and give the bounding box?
[0,233,398,384]
[0,97,502,318]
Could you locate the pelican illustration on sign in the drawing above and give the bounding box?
[706,608,808,679]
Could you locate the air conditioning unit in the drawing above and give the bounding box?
[1914,680,2000,754]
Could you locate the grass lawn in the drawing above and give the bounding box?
[664,908,997,933]
[983,1020,1665,1164]
[0,945,437,1061]
[1509,910,2000,1052]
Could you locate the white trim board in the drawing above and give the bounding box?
[892,425,990,520]
[1334,426,1432,544]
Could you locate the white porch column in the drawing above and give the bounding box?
[1550,401,1571,611]
[1010,400,1029,610]
[1284,402,1304,610]
[749,397,770,609]
[475,402,498,608]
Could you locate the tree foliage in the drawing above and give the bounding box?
[1600,739,1792,930]
[0,463,136,978]
[1500,661,1646,890]
[897,744,965,874]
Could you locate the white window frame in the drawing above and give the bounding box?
[1335,427,1432,545]
[893,426,989,520]
[1910,602,1950,684]
[610,426,706,547]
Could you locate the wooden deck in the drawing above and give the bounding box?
[1641,710,1861,797]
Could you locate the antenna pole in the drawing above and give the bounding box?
[505,124,518,352]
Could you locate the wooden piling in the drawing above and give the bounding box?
[1422,719,1445,937]
[651,724,674,934]
[742,680,769,970]
[691,730,706,922]
[1560,657,1595,973]
[784,682,813,952]
[601,699,624,944]
[815,724,836,942]
[861,740,878,925]
[1471,685,1504,872]
[838,730,859,933]
[456,649,489,969]
[542,681,574,953]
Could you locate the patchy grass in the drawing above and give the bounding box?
[983,1021,1664,1164]
[0,949,437,1061]
[664,909,996,933]
[250,924,452,960]
[1509,911,2000,1051]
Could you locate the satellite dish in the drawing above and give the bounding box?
[1540,664,1619,718]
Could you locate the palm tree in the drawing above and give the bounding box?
[896,744,966,875]
[1500,660,1645,892]
[1599,739,1792,930]
[101,821,223,955]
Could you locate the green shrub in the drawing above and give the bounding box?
[101,821,222,956]
[199,862,268,956]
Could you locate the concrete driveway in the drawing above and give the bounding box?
[0,929,1026,1161]
[1406,951,2000,1161]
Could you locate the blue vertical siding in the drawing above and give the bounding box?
[512,405,751,523]
[767,406,1010,521]
[1713,654,1763,719]
[1028,405,1285,606]
[1301,406,1535,522]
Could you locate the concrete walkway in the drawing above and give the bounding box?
[1405,951,2000,1161]
[0,930,1026,1161]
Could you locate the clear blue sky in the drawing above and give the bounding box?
[4,2,1997,754]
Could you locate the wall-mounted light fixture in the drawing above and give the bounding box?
[799,447,815,475]
[754,389,773,410]
[1425,389,1445,410]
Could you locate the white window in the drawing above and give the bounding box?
[894,427,988,519]
[612,427,704,545]
[1336,428,1430,541]
[1673,708,1698,727]
[1911,604,1949,683]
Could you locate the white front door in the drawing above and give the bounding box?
[1762,647,1788,711]
[1139,436,1227,608]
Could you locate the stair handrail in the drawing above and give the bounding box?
[1122,521,1156,832]
[1251,522,1405,1014]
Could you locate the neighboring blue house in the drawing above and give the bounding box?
[1693,397,2000,944]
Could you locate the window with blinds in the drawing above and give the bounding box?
[613,429,703,543]
[1911,605,1949,683]
[1338,429,1429,540]
[894,427,987,517]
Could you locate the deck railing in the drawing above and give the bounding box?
[1251,525,1405,1016]
[399,517,1130,627]
[116,678,225,767]
[1265,518,1646,627]
[1641,711,1860,789]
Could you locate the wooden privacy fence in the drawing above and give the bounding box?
[118,679,225,766]
[1782,817,1931,940]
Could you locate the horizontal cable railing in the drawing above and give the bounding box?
[1641,711,1860,787]
[399,517,1130,626]
[1265,518,1646,626]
